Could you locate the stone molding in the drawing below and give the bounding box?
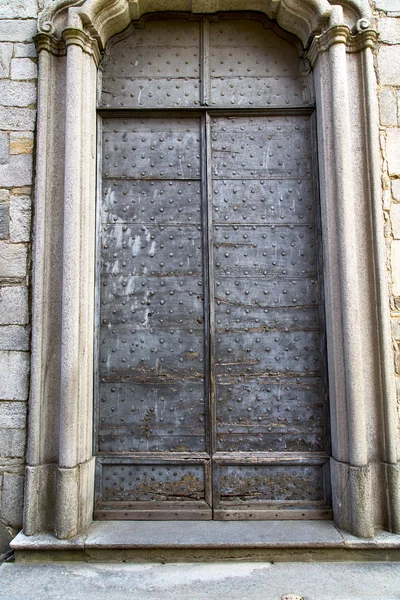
[25,0,400,543]
[37,0,372,48]
[308,24,378,65]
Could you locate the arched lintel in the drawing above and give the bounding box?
[37,0,373,51]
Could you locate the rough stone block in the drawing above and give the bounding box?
[0,107,36,131]
[0,287,28,325]
[391,204,400,239]
[0,242,27,278]
[10,132,33,154]
[379,88,397,127]
[374,0,400,12]
[14,43,36,58]
[0,0,37,19]
[0,401,27,428]
[0,154,32,187]
[10,196,31,243]
[11,58,37,81]
[0,81,36,108]
[392,240,400,296]
[387,129,400,176]
[0,473,24,528]
[0,189,10,203]
[0,135,8,169]
[0,132,9,165]
[0,351,29,400]
[0,523,12,554]
[377,46,400,86]
[0,43,12,79]
[374,0,400,9]
[378,17,400,42]
[391,317,400,341]
[0,20,37,42]
[0,204,9,239]
[393,179,400,202]
[0,428,25,457]
[0,325,29,350]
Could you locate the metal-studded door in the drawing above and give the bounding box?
[94,14,332,520]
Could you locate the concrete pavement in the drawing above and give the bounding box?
[1,561,400,600]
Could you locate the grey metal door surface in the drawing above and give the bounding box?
[94,14,331,520]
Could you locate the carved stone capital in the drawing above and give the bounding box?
[307,24,378,66]
[62,28,102,65]
[34,28,101,66]
[34,32,66,57]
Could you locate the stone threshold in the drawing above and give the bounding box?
[11,521,400,562]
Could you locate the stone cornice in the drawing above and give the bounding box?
[34,28,101,66]
[307,24,378,66]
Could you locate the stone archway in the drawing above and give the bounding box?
[23,0,400,543]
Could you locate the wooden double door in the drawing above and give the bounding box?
[94,14,331,520]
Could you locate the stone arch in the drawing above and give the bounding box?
[19,0,400,549]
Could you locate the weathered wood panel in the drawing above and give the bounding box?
[95,15,330,520]
[97,116,211,516]
[100,18,201,109]
[211,114,329,515]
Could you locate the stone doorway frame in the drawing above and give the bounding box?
[25,0,400,541]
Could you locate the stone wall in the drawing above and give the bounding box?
[376,1,400,422]
[0,0,399,552]
[0,0,37,554]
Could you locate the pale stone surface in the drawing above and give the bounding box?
[0,20,37,42]
[392,317,400,340]
[0,472,24,528]
[0,428,25,457]
[0,204,9,239]
[377,45,400,86]
[0,325,29,350]
[0,107,36,130]
[11,58,37,81]
[0,0,37,19]
[391,204,400,239]
[379,88,397,126]
[378,17,400,43]
[0,81,36,107]
[0,242,27,277]
[0,154,32,186]
[392,179,400,202]
[374,0,400,11]
[14,43,36,58]
[2,561,400,600]
[386,129,400,176]
[0,351,29,400]
[0,132,9,164]
[0,523,12,554]
[0,402,26,429]
[10,132,34,154]
[85,520,344,548]
[10,196,31,243]
[0,287,28,325]
[0,189,10,202]
[392,240,400,296]
[0,43,12,79]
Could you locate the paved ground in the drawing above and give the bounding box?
[1,561,400,600]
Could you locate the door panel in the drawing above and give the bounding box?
[209,18,308,108]
[95,14,331,521]
[211,115,329,517]
[96,116,212,519]
[100,18,201,109]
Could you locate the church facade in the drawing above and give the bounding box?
[1,0,400,560]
